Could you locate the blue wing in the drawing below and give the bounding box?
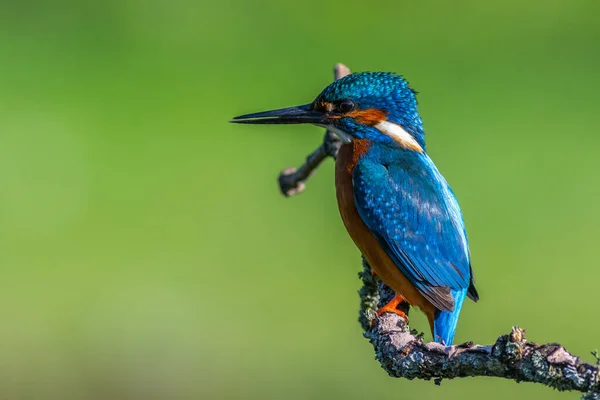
[353,149,476,311]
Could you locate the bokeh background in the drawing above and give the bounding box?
[0,0,599,399]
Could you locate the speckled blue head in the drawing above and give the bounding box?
[314,72,424,147]
[231,72,425,152]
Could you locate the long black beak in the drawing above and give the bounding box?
[230,104,325,125]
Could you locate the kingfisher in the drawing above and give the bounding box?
[230,72,479,344]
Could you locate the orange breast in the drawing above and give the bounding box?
[335,141,436,324]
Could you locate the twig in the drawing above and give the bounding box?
[357,261,600,399]
[277,64,349,196]
[367,313,599,398]
[278,63,600,398]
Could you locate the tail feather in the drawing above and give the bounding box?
[433,288,467,345]
[467,264,479,302]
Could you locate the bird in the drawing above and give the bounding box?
[230,72,478,345]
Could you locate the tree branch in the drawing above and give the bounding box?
[277,63,349,196]
[276,63,600,398]
[358,260,600,399]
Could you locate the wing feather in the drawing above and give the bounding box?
[353,153,472,311]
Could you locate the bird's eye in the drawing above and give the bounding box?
[337,99,355,113]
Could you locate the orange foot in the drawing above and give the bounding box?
[375,294,409,323]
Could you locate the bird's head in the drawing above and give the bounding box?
[231,72,425,152]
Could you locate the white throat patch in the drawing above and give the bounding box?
[320,124,352,144]
[374,121,423,152]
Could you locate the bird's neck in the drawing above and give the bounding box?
[337,139,429,177]
[385,108,426,151]
[337,139,372,175]
[363,140,428,164]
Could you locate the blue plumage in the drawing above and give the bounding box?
[231,71,479,344]
[315,72,426,149]
[353,145,472,313]
[434,288,468,345]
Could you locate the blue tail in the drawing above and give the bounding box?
[433,288,467,345]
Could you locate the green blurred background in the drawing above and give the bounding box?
[0,0,598,399]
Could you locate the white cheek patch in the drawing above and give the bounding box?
[374,121,423,152]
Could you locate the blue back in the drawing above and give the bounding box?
[352,144,476,343]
